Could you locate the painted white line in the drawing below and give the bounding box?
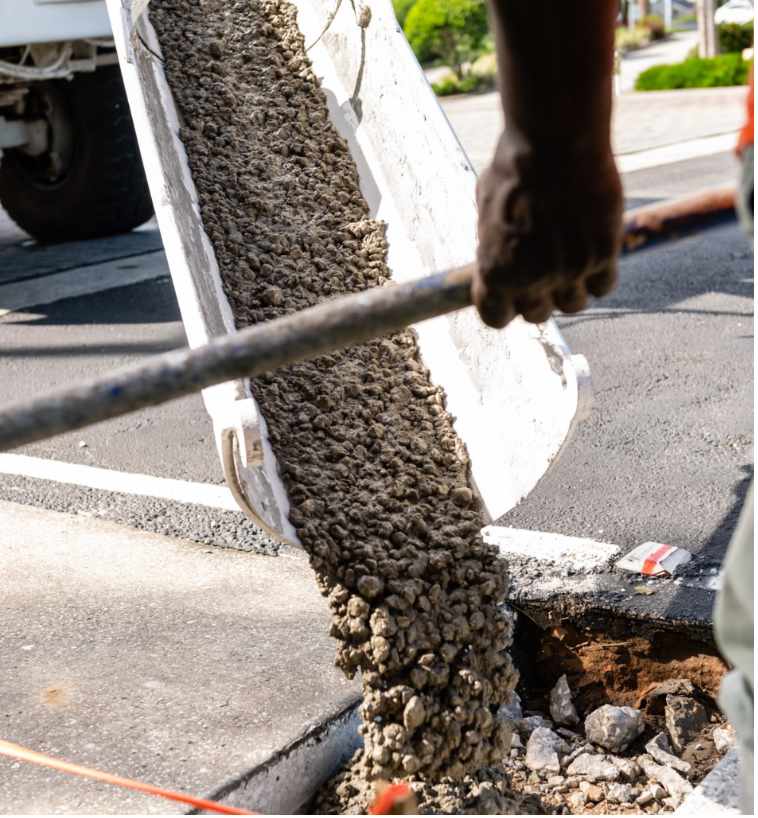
[616,131,738,174]
[0,251,168,317]
[481,525,620,572]
[0,453,240,512]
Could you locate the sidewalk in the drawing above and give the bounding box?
[617,29,699,93]
[0,501,359,813]
[439,86,746,173]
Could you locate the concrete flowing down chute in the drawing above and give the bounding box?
[105,0,591,543]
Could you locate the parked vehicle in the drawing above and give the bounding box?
[0,0,152,242]
[715,0,754,25]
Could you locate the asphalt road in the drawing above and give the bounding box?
[0,153,752,570]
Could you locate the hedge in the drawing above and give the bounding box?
[718,21,754,53]
[635,53,751,90]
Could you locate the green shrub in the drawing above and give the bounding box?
[718,21,754,53]
[615,25,651,54]
[404,0,489,76]
[637,14,666,40]
[635,53,751,90]
[432,70,494,96]
[392,0,417,27]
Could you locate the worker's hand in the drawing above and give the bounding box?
[473,137,623,329]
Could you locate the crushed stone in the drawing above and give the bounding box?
[148,0,517,785]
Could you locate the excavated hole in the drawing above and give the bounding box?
[511,613,727,717]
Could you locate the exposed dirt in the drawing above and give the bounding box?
[513,618,727,716]
[149,0,516,784]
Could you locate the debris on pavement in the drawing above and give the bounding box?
[616,542,693,577]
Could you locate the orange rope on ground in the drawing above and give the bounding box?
[368,782,413,814]
[0,739,254,815]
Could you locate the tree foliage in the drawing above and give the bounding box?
[392,0,417,28]
[404,0,489,77]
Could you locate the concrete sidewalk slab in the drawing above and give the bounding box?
[440,86,746,174]
[0,501,359,814]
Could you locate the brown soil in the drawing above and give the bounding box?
[514,619,727,716]
[149,0,516,784]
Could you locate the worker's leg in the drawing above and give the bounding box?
[714,482,754,814]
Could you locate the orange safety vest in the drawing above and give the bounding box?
[737,65,754,154]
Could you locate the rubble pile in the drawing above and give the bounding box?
[491,676,732,815]
[316,676,733,814]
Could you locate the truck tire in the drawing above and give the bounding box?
[0,65,153,243]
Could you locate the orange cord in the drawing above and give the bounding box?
[368,782,412,815]
[0,739,254,815]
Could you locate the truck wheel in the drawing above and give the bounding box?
[0,65,153,243]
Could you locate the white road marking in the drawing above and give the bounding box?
[481,525,620,572]
[616,131,738,174]
[0,453,240,512]
[0,251,168,317]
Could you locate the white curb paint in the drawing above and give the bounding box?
[616,132,738,174]
[481,526,620,573]
[0,252,168,317]
[0,453,239,512]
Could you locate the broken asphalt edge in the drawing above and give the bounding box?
[483,527,718,644]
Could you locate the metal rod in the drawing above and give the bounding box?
[0,185,737,453]
[0,264,474,452]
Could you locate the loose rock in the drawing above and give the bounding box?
[579,781,604,802]
[609,756,642,782]
[645,732,691,774]
[638,757,693,806]
[516,715,553,736]
[585,704,644,753]
[566,752,621,782]
[636,786,660,807]
[567,790,587,811]
[606,782,634,804]
[549,674,579,726]
[525,727,563,773]
[665,695,708,752]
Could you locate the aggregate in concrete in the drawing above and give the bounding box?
[0,500,359,814]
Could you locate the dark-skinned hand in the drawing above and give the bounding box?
[473,139,623,329]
